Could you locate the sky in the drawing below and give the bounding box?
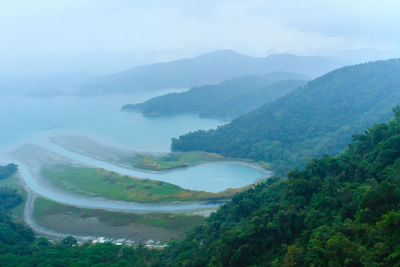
[1,0,400,74]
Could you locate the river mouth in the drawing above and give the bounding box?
[1,94,269,207]
[0,94,270,241]
[7,135,268,211]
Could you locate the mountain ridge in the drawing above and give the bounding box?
[171,58,400,175]
[122,72,309,119]
[79,50,346,95]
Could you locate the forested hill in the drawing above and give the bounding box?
[4,109,400,265]
[200,79,308,119]
[172,59,400,175]
[3,110,400,266]
[0,164,17,179]
[79,50,344,95]
[162,108,400,266]
[122,72,308,119]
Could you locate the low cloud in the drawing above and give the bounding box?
[0,0,399,73]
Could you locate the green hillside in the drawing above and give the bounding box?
[200,79,308,119]
[0,164,17,180]
[172,59,400,175]
[123,72,308,119]
[162,107,400,266]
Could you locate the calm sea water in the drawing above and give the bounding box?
[0,91,219,152]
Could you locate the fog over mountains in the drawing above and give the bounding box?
[79,50,347,95]
[0,50,347,97]
[123,73,308,119]
[2,1,400,266]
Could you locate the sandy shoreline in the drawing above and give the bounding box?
[50,134,164,172]
[50,134,272,176]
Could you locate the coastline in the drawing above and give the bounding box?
[7,143,227,212]
[1,133,269,242]
[49,134,271,176]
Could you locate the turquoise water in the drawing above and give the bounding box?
[17,163,224,212]
[0,93,268,196]
[33,139,268,192]
[0,92,219,152]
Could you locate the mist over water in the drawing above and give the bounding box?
[0,92,267,194]
[0,92,219,152]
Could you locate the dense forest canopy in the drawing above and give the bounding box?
[0,164,17,180]
[172,59,400,175]
[199,79,308,119]
[161,107,400,266]
[123,72,308,119]
[0,184,161,266]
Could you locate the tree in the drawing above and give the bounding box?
[61,236,77,246]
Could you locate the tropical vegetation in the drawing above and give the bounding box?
[172,59,400,175]
[123,73,307,119]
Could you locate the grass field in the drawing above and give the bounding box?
[42,167,246,203]
[33,197,205,232]
[130,151,226,171]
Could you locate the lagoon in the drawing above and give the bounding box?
[0,93,268,195]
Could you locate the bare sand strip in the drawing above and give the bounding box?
[50,134,162,170]
[49,134,271,175]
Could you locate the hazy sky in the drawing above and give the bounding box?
[1,0,400,74]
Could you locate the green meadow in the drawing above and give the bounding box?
[130,151,225,171]
[42,167,246,203]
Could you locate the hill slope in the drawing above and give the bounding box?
[4,110,400,265]
[122,72,308,119]
[200,79,308,119]
[80,50,345,95]
[162,109,400,266]
[172,59,400,174]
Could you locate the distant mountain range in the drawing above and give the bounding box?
[171,58,400,175]
[123,72,308,119]
[79,50,347,95]
[0,72,97,97]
